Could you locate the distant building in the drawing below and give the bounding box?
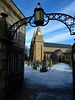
[29,26,72,62]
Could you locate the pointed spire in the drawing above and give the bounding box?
[36,26,41,35]
[33,31,35,37]
[32,31,36,43]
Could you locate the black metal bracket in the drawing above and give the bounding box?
[7,15,35,40]
[7,13,75,40]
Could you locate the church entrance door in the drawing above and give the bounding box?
[59,57,61,62]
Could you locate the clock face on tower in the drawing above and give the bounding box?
[38,32,41,35]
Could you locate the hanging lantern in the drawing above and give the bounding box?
[34,3,44,26]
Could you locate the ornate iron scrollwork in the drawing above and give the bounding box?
[44,13,75,35]
[7,15,35,40]
[7,13,75,40]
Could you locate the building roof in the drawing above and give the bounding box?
[53,49,62,54]
[44,42,72,49]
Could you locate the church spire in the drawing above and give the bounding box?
[32,31,36,43]
[33,31,35,38]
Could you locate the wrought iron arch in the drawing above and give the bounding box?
[44,13,75,35]
[7,13,75,40]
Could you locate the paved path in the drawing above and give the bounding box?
[8,81,73,100]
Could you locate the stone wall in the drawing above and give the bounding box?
[0,0,26,99]
[0,0,26,48]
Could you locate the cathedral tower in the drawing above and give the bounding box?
[30,26,44,62]
[34,26,44,62]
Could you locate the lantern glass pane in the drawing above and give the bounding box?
[35,11,40,20]
[40,11,44,21]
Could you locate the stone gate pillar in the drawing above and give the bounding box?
[0,13,8,100]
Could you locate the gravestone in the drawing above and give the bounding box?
[33,62,37,69]
[31,61,33,68]
[27,60,31,66]
[40,60,48,72]
[49,59,52,67]
[46,60,49,67]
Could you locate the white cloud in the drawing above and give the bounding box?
[44,31,74,43]
[41,21,66,35]
[26,42,31,48]
[59,0,75,16]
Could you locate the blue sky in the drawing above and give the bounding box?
[12,0,75,48]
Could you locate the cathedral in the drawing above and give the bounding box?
[29,26,72,62]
